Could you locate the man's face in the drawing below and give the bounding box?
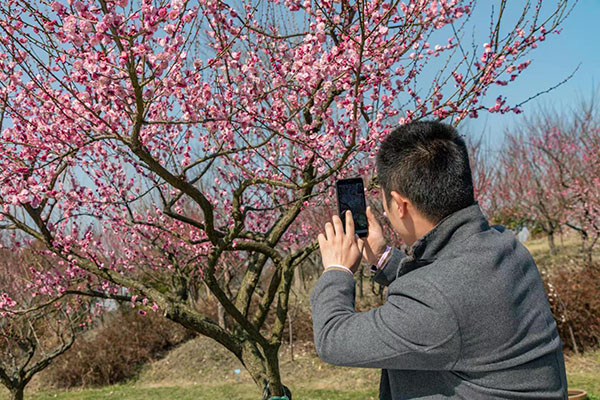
[381,189,407,241]
[381,190,398,230]
[381,190,390,220]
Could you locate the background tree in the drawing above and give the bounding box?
[0,0,572,397]
[467,135,496,215]
[559,100,600,263]
[494,129,564,252]
[0,247,90,400]
[494,99,600,262]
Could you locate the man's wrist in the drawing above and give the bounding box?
[375,245,389,262]
[325,264,354,276]
[370,245,391,274]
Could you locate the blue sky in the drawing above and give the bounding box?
[458,1,600,150]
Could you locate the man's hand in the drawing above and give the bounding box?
[357,206,388,266]
[317,210,365,274]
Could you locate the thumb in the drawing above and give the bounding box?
[356,235,365,254]
[366,206,380,226]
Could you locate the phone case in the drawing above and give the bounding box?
[335,177,369,237]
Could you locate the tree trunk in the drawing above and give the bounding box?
[370,275,376,295]
[580,232,587,254]
[237,339,292,399]
[288,311,294,362]
[547,232,557,255]
[575,232,595,265]
[357,265,364,299]
[293,263,306,293]
[217,302,226,329]
[264,345,292,400]
[568,323,580,356]
[165,305,292,399]
[583,248,593,266]
[10,387,24,400]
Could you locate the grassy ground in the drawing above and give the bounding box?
[564,349,600,399]
[3,336,594,400]
[523,232,600,272]
[28,385,378,400]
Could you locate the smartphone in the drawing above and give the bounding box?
[336,177,368,237]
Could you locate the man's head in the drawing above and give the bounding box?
[376,121,475,245]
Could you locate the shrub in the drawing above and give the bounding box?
[40,306,195,388]
[543,264,600,353]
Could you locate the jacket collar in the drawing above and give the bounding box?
[405,202,490,263]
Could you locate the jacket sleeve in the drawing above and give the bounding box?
[310,270,460,370]
[373,246,407,287]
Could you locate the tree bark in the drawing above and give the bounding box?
[235,339,292,399]
[168,302,292,398]
[264,344,291,400]
[9,387,24,400]
[357,265,364,299]
[288,310,294,362]
[293,263,306,293]
[583,248,593,266]
[568,324,579,356]
[547,232,557,255]
[217,302,226,330]
[580,232,587,254]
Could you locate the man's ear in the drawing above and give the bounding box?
[390,191,408,218]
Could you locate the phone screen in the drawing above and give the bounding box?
[336,178,368,237]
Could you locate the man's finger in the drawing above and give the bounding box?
[366,206,374,220]
[345,209,355,237]
[367,206,379,227]
[356,236,365,254]
[332,214,344,237]
[324,222,335,241]
[317,233,326,249]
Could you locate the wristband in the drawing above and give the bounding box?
[325,264,354,276]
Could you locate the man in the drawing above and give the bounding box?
[310,121,567,399]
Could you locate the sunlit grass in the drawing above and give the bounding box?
[26,383,378,400]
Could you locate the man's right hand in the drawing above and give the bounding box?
[357,206,388,266]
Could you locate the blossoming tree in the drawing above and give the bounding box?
[496,101,600,263]
[494,130,565,253]
[0,0,572,397]
[0,247,92,400]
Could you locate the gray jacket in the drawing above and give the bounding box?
[310,203,567,399]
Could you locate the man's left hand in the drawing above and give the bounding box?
[317,210,365,274]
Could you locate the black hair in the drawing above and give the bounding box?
[375,120,475,223]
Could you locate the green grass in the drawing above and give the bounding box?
[24,384,378,400]
[569,375,600,400]
[566,349,600,399]
[12,374,596,400]
[29,384,261,400]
